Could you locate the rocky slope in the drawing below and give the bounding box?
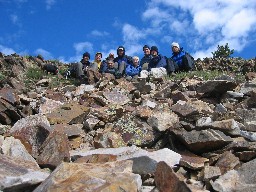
[0,53,256,192]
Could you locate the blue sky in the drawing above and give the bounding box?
[1,0,256,63]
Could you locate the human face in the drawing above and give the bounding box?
[133,58,139,67]
[95,53,102,62]
[143,47,150,56]
[151,50,158,57]
[118,49,124,56]
[172,46,180,53]
[83,56,89,61]
[108,60,114,68]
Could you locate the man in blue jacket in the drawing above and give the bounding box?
[169,42,195,72]
[114,46,133,76]
[125,56,142,81]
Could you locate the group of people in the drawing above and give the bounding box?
[67,42,195,84]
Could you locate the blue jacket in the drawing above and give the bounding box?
[125,64,142,77]
[171,48,186,67]
[114,55,132,66]
[148,54,167,71]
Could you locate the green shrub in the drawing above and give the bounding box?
[25,66,44,80]
[212,43,234,58]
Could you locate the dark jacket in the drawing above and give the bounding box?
[140,54,152,66]
[148,54,167,71]
[80,59,91,70]
[104,67,122,79]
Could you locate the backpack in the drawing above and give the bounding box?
[184,52,195,70]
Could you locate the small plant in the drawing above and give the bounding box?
[212,43,234,58]
[25,66,44,80]
[0,72,6,81]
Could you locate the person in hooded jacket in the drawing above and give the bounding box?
[113,46,133,76]
[169,42,195,73]
[148,46,167,71]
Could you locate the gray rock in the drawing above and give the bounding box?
[70,146,181,174]
[0,154,49,192]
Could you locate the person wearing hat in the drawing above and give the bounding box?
[99,53,115,73]
[113,46,133,76]
[148,46,167,71]
[68,52,91,83]
[169,42,195,72]
[140,45,152,70]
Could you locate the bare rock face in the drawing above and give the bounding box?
[34,160,142,192]
[9,114,52,158]
[70,146,181,175]
[46,102,90,124]
[172,129,233,154]
[37,130,71,169]
[0,154,49,192]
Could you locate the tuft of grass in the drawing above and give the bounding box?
[25,66,44,80]
[168,70,245,82]
[0,72,7,81]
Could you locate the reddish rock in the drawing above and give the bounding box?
[37,130,71,169]
[215,151,240,174]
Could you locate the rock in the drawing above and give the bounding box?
[113,114,155,146]
[155,161,209,192]
[215,151,240,174]
[172,129,233,154]
[211,158,256,191]
[1,136,38,166]
[208,119,241,136]
[37,130,70,169]
[179,150,209,170]
[46,102,90,124]
[70,146,181,175]
[147,111,179,131]
[0,154,49,192]
[34,160,142,192]
[52,123,84,149]
[10,114,52,158]
[103,89,130,105]
[196,80,238,98]
[202,165,221,181]
[39,97,64,114]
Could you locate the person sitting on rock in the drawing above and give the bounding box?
[148,46,167,71]
[140,45,152,70]
[99,53,115,73]
[86,52,103,85]
[103,59,122,79]
[66,52,91,83]
[113,46,133,76]
[140,46,167,78]
[125,56,142,81]
[168,42,195,73]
